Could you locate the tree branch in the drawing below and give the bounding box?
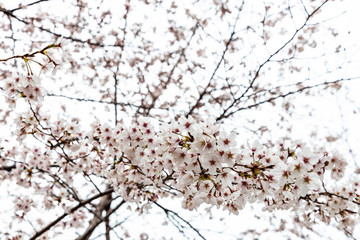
[216,76,360,120]
[29,188,114,240]
[186,1,244,117]
[0,164,16,171]
[216,0,330,121]
[152,201,207,240]
[0,7,124,48]
[76,198,125,240]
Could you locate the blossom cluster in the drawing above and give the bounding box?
[14,196,36,219]
[2,101,359,236]
[3,74,44,108]
[67,116,358,232]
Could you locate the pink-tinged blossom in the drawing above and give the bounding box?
[218,131,237,150]
[296,147,319,170]
[200,154,221,175]
[178,115,196,132]
[296,172,321,197]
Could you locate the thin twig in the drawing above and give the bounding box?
[152,201,207,240]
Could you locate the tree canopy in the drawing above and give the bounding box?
[0,0,359,239]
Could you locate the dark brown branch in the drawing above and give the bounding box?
[300,193,358,215]
[29,188,113,240]
[76,198,126,240]
[319,191,360,206]
[0,164,16,171]
[76,189,113,240]
[11,0,51,12]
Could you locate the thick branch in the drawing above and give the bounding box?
[76,188,115,240]
[29,188,113,240]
